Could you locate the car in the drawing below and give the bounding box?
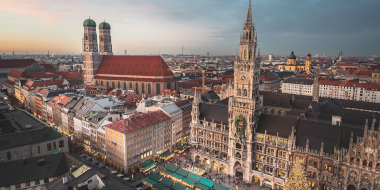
[123,177,131,181]
[117,174,124,178]
[110,170,117,174]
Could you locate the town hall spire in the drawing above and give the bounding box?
[245,0,253,25]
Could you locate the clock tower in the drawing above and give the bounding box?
[227,0,262,181]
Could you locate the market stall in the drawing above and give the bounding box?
[185,166,205,176]
[199,178,215,189]
[181,178,197,189]
[187,173,202,183]
[194,183,210,190]
[159,169,173,178]
[159,150,175,161]
[139,159,157,173]
[172,183,187,190]
[165,164,179,173]
[176,147,186,154]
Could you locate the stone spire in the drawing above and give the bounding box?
[245,0,253,26]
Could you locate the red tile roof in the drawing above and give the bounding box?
[296,74,314,79]
[0,59,37,68]
[96,56,175,79]
[24,72,83,79]
[4,80,15,86]
[335,63,358,67]
[260,74,279,81]
[158,89,179,96]
[23,79,67,91]
[8,69,27,79]
[40,64,55,70]
[106,110,171,134]
[175,100,192,108]
[320,79,380,90]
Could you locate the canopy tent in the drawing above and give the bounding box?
[153,182,168,190]
[159,150,175,160]
[172,183,187,190]
[165,164,179,173]
[176,168,190,178]
[149,173,163,182]
[139,159,157,173]
[143,178,157,186]
[170,173,184,180]
[187,173,201,182]
[159,169,173,178]
[181,178,197,188]
[176,146,185,153]
[160,177,174,187]
[199,178,215,188]
[194,183,210,190]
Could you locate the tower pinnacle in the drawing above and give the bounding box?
[245,0,253,25]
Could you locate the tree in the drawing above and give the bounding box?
[285,158,309,190]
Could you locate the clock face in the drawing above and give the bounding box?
[94,46,97,50]
[239,74,247,82]
[108,46,111,50]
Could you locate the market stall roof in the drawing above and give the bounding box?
[139,159,156,169]
[176,147,185,151]
[187,173,202,182]
[149,173,163,182]
[160,169,173,175]
[182,178,197,185]
[159,150,174,158]
[183,143,190,146]
[172,183,187,190]
[160,177,174,187]
[143,178,157,185]
[153,182,168,190]
[212,183,229,190]
[194,183,210,190]
[200,178,215,188]
[165,164,179,173]
[176,168,190,177]
[170,173,184,179]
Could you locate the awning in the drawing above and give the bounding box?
[160,177,174,187]
[149,173,163,182]
[165,164,179,173]
[175,168,190,177]
[159,169,173,175]
[212,184,229,190]
[200,178,215,188]
[194,183,210,190]
[172,183,187,190]
[187,173,201,182]
[170,173,184,180]
[139,159,156,169]
[159,150,174,158]
[143,178,157,185]
[176,147,185,152]
[181,178,197,185]
[153,182,168,190]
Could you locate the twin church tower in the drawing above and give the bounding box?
[82,19,113,85]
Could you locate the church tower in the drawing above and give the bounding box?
[305,53,312,72]
[227,0,262,181]
[99,21,113,55]
[83,18,102,85]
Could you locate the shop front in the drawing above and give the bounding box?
[263,179,272,188]
[139,159,157,173]
[275,183,284,190]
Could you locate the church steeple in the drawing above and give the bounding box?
[245,0,253,26]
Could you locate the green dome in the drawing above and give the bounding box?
[83,18,96,27]
[288,51,296,59]
[99,22,111,29]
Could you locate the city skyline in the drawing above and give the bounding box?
[0,0,379,56]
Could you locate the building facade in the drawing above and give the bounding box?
[278,52,312,72]
[81,19,178,96]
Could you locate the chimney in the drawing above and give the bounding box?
[37,159,45,166]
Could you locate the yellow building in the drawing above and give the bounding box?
[278,51,311,72]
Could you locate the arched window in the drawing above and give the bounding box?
[243,89,247,96]
[142,83,145,94]
[249,31,251,40]
[96,81,98,86]
[101,36,103,41]
[124,82,126,89]
[244,50,247,60]
[369,161,373,167]
[129,82,132,89]
[148,83,151,95]
[118,82,120,88]
[237,89,241,96]
[362,173,370,182]
[236,143,241,149]
[167,83,170,89]
[249,49,252,60]
[112,82,115,88]
[349,171,357,179]
[106,81,109,87]
[156,83,161,95]
[135,83,139,94]
[363,160,367,166]
[101,81,103,86]
[245,32,248,39]
[85,35,88,40]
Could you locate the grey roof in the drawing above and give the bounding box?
[256,114,297,138]
[0,110,47,136]
[0,127,63,151]
[199,103,228,124]
[47,153,133,190]
[0,153,69,187]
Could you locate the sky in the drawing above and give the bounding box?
[0,0,379,56]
